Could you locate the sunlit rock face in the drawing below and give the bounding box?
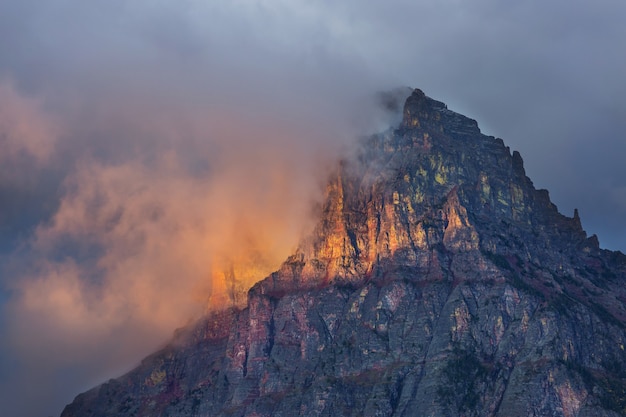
[62,89,626,417]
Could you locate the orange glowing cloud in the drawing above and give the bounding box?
[3,97,342,410]
[0,20,379,414]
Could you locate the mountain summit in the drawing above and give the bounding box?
[62,89,626,417]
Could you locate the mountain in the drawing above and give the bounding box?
[61,89,626,417]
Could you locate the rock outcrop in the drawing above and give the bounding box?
[61,89,626,417]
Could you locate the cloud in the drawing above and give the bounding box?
[0,4,387,412]
[0,80,59,176]
[0,86,356,417]
[8,150,313,360]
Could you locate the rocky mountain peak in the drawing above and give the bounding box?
[61,89,626,417]
[402,88,480,137]
[255,87,599,299]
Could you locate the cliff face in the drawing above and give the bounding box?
[62,89,626,417]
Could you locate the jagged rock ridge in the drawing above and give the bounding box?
[62,89,626,417]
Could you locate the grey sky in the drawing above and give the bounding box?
[1,1,625,416]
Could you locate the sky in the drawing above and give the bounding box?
[0,1,625,416]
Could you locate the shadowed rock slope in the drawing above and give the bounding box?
[62,89,626,417]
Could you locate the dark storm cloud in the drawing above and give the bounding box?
[0,1,625,416]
